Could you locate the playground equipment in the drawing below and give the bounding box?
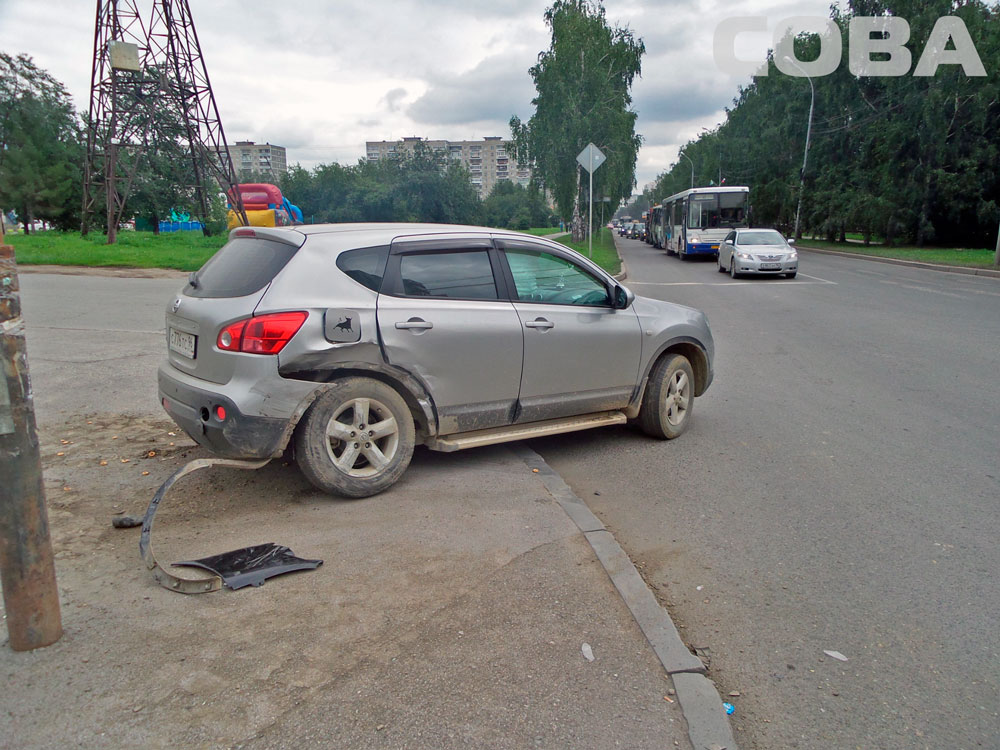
[227,183,303,230]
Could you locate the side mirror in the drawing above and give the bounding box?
[613,284,634,310]
[787,238,796,245]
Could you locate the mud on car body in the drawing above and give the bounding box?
[159,223,715,497]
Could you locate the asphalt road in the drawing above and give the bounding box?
[18,272,183,426]
[528,237,1000,749]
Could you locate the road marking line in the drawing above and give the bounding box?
[879,280,968,299]
[629,277,836,287]
[797,273,838,284]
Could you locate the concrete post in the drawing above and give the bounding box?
[0,240,63,651]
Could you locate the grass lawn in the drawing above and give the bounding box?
[523,227,564,236]
[797,237,996,269]
[6,230,225,271]
[553,227,621,275]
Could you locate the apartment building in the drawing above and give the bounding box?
[365,136,533,197]
[221,141,288,180]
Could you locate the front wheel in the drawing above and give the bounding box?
[638,353,695,439]
[730,260,739,279]
[295,377,415,498]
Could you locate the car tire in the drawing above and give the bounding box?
[730,260,739,279]
[638,353,695,440]
[295,377,415,498]
[718,256,727,272]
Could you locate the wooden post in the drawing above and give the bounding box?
[0,241,63,651]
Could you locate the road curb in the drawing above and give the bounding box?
[612,232,629,282]
[797,245,1000,279]
[514,444,739,750]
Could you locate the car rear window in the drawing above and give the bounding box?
[185,238,299,298]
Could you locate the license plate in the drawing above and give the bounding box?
[759,263,781,270]
[169,328,197,359]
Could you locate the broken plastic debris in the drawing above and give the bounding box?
[824,650,849,662]
[696,585,704,591]
[723,702,735,715]
[581,643,595,662]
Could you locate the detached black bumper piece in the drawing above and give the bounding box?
[174,544,323,590]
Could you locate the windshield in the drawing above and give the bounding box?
[687,192,749,229]
[738,230,787,246]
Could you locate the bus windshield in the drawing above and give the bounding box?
[687,192,748,229]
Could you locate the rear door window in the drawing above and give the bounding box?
[186,237,300,298]
[395,251,499,300]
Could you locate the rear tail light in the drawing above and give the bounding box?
[217,311,308,355]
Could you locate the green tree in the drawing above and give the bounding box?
[649,0,1000,247]
[0,53,82,232]
[482,180,553,229]
[510,0,644,241]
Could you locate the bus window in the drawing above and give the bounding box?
[719,192,749,227]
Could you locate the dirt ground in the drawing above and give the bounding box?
[2,414,690,749]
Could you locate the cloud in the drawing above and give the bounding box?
[407,52,537,128]
[382,88,408,113]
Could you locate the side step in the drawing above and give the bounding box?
[425,411,628,453]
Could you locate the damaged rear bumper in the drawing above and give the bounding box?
[158,361,312,459]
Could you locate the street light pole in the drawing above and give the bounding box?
[679,151,695,189]
[784,56,815,240]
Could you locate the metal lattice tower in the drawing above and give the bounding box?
[81,0,245,242]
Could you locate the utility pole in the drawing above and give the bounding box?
[0,236,63,651]
[784,56,815,241]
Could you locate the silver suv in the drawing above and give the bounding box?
[159,223,714,497]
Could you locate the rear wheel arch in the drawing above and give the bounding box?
[277,364,437,454]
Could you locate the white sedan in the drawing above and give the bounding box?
[718,228,798,279]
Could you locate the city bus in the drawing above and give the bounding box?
[661,186,750,259]
[649,204,664,248]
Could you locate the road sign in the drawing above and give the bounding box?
[576,143,606,173]
[576,144,606,258]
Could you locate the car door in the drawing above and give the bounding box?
[721,231,736,267]
[495,238,642,423]
[377,236,523,435]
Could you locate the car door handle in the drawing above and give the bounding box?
[395,318,433,330]
[524,318,554,330]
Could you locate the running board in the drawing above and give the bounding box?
[425,411,628,453]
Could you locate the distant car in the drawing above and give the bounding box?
[160,223,715,498]
[619,222,633,237]
[629,222,645,240]
[718,228,798,279]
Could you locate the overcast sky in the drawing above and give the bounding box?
[0,0,832,192]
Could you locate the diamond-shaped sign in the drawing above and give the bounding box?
[576,143,606,173]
